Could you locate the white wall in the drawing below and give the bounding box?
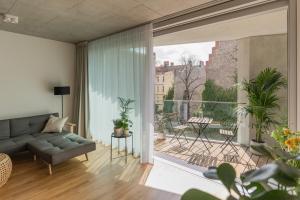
[0,30,75,120]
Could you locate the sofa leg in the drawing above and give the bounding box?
[33,154,37,161]
[48,164,52,175]
[85,153,88,161]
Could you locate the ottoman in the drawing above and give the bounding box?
[28,133,96,175]
[0,153,12,187]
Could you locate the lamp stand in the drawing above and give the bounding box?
[61,95,64,118]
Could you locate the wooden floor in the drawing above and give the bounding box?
[0,144,180,200]
[155,137,270,176]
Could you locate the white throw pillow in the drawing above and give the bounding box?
[42,115,68,133]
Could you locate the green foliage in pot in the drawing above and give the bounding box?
[181,144,300,200]
[113,97,134,133]
[241,68,286,143]
[118,97,134,130]
[113,119,123,129]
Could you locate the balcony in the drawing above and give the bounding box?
[154,100,270,176]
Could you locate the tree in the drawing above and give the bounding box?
[176,56,204,118]
[163,86,174,113]
[202,79,237,122]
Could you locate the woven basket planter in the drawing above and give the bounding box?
[0,153,12,188]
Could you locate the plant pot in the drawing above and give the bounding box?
[114,128,124,137]
[250,139,265,156]
[124,129,129,136]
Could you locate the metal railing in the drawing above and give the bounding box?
[155,100,243,142]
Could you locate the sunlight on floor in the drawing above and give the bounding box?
[145,157,229,199]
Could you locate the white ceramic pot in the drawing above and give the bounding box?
[250,140,265,156]
[124,129,129,136]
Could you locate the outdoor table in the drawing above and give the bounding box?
[187,117,213,151]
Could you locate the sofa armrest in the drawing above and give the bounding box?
[64,122,76,133]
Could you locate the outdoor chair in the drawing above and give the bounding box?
[219,119,239,155]
[164,112,189,145]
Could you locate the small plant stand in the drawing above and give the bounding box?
[110,131,134,164]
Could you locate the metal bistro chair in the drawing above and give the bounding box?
[219,119,239,155]
[165,113,189,145]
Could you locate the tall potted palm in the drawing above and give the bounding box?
[242,68,286,155]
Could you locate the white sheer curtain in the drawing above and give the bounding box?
[88,24,154,162]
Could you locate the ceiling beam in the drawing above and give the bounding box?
[153,0,288,37]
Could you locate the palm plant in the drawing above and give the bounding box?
[242,68,286,143]
[118,97,134,130]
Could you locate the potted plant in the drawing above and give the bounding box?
[272,127,300,168]
[241,68,286,155]
[113,119,124,136]
[113,97,134,136]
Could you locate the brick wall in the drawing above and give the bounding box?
[205,40,238,89]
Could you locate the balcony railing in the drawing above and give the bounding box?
[155,100,241,142]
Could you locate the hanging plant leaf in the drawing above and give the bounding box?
[244,182,266,198]
[217,163,236,192]
[240,169,255,181]
[203,167,219,180]
[243,163,278,183]
[251,190,296,200]
[181,189,221,200]
[273,161,300,187]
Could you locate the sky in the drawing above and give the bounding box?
[154,42,215,66]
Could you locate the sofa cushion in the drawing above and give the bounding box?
[42,115,68,133]
[31,132,62,140]
[10,113,58,137]
[0,120,10,140]
[0,139,23,155]
[28,133,96,165]
[11,135,36,148]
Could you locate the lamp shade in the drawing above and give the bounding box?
[54,86,70,95]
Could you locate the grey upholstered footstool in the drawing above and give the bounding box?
[28,133,96,175]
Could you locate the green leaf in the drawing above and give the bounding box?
[243,163,278,183]
[181,189,221,200]
[244,182,266,198]
[203,167,219,180]
[249,144,276,159]
[226,195,237,200]
[250,144,294,161]
[240,169,255,181]
[252,190,296,200]
[239,196,251,200]
[273,161,300,187]
[217,163,236,192]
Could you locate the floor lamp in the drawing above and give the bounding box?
[54,86,70,117]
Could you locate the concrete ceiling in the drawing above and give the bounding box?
[154,8,287,46]
[0,0,214,43]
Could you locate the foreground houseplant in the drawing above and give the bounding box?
[241,68,286,154]
[181,144,300,200]
[113,97,134,136]
[272,127,300,168]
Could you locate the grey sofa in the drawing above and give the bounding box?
[0,113,96,175]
